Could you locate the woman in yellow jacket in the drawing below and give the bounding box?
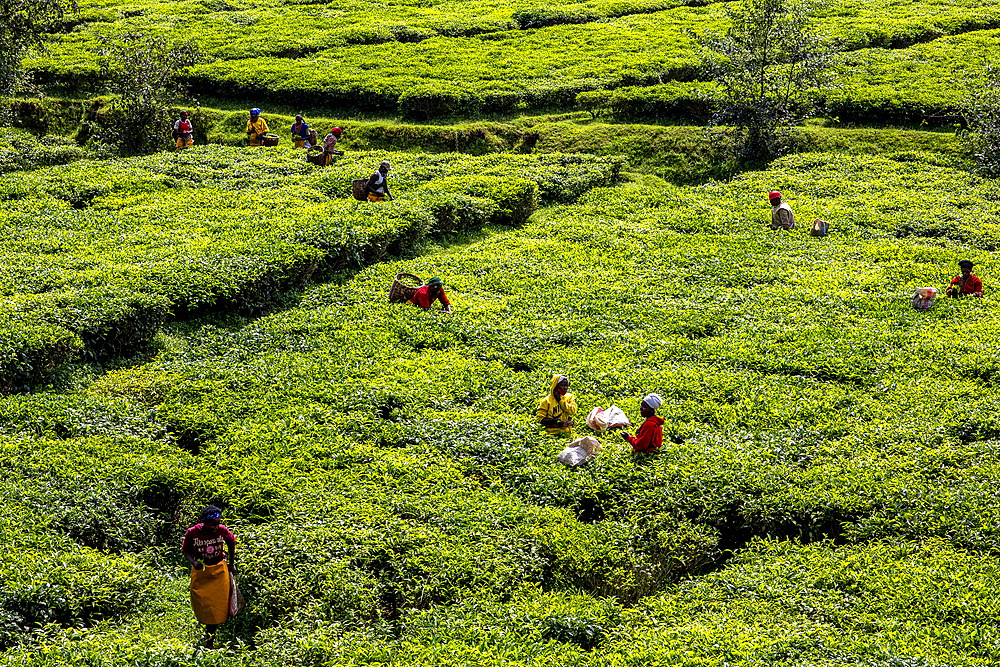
[246,108,269,146]
[537,374,578,434]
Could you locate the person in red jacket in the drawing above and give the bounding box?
[408,276,451,312]
[947,259,983,298]
[620,393,665,453]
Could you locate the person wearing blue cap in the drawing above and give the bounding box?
[182,505,237,648]
[246,108,270,147]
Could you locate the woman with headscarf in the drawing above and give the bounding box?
[182,505,237,648]
[365,161,394,202]
[321,127,344,165]
[537,374,578,434]
[408,276,451,312]
[246,108,270,147]
[290,114,312,148]
[620,393,665,453]
[947,259,984,297]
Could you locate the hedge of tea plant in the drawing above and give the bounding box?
[24,0,1000,119]
[0,147,622,392]
[0,131,85,174]
[2,149,998,665]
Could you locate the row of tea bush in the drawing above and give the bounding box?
[27,0,1000,119]
[0,147,623,392]
[3,150,998,665]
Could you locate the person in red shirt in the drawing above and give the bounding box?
[620,393,665,453]
[182,506,236,648]
[173,111,194,150]
[947,259,984,298]
[408,276,451,312]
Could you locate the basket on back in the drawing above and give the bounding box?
[389,273,423,303]
[306,147,327,167]
[352,178,368,201]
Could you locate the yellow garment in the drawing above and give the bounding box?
[536,374,578,434]
[175,137,194,149]
[367,192,385,202]
[247,118,269,146]
[293,139,306,148]
[190,561,230,625]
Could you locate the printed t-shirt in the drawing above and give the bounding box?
[182,523,236,564]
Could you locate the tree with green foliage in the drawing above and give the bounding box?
[94,32,203,156]
[0,0,69,117]
[961,66,1000,177]
[696,0,838,162]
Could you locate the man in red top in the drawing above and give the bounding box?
[947,259,983,298]
[620,393,665,453]
[408,276,451,312]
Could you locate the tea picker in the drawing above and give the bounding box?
[620,393,664,453]
[246,108,276,147]
[290,114,315,148]
[182,506,243,649]
[769,190,795,230]
[364,161,394,201]
[388,273,451,312]
[308,127,344,166]
[947,259,984,297]
[172,110,194,150]
[537,374,578,435]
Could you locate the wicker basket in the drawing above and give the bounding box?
[261,134,279,147]
[306,147,327,166]
[389,272,423,303]
[352,178,368,201]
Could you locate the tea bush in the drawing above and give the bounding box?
[0,130,85,174]
[0,146,1000,666]
[23,0,1000,119]
[0,435,194,648]
[0,147,621,392]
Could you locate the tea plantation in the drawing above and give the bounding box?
[24,0,1000,120]
[2,143,1000,666]
[3,0,1000,664]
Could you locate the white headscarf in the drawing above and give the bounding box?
[641,393,662,410]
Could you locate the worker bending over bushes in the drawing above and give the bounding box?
[183,506,237,649]
[408,276,451,312]
[246,108,269,147]
[365,161,394,201]
[948,259,984,297]
[322,127,344,164]
[290,115,313,148]
[537,374,578,435]
[769,190,795,230]
[173,110,194,149]
[620,393,664,453]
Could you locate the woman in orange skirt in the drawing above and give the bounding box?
[182,506,236,648]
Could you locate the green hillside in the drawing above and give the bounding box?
[24,0,1000,120]
[2,0,1000,665]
